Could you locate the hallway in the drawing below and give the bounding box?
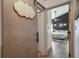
[48,40,69,58]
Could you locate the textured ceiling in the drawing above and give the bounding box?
[37,0,70,9]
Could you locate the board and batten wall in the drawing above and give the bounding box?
[0,0,2,57]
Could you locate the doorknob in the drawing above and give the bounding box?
[67,31,71,34]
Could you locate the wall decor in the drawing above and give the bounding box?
[14,0,35,20]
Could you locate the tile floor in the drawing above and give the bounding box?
[48,39,69,58]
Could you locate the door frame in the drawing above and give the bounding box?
[43,0,76,58]
[37,0,75,57]
[0,0,2,57]
[46,0,77,57]
[69,0,77,57]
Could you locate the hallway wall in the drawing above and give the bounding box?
[77,0,79,15]
[38,12,46,55]
[74,0,79,57]
[37,10,53,55]
[73,0,78,19]
[3,0,37,57]
[0,0,2,57]
[47,10,52,50]
[75,17,79,57]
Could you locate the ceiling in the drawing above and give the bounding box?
[37,0,70,9]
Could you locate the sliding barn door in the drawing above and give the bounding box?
[3,0,37,57]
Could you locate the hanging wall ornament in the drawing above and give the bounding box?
[13,0,35,20]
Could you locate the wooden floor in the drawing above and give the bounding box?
[48,39,69,58]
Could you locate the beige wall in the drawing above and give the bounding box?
[74,0,78,19]
[38,12,46,55]
[3,0,37,57]
[37,10,52,55]
[69,0,77,57]
[0,0,2,57]
[77,0,79,15]
[47,10,52,50]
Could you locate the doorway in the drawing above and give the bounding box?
[46,4,70,58]
[75,16,79,58]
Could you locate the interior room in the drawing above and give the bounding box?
[0,0,79,58]
[75,17,79,58]
[46,4,69,58]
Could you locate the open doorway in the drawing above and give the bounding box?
[74,0,79,58]
[46,4,69,58]
[75,15,79,58]
[75,17,79,58]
